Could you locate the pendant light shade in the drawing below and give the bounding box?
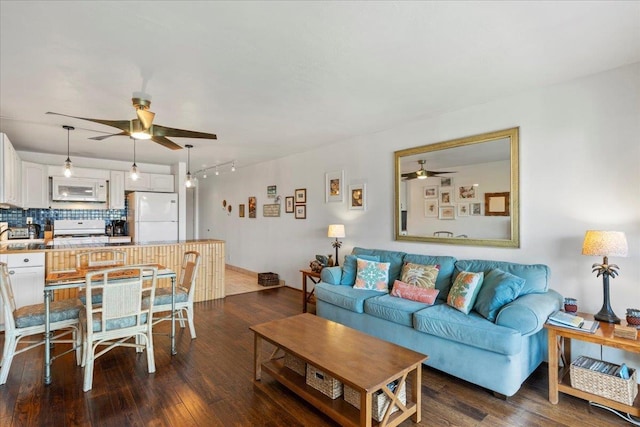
[130,138,139,181]
[231,161,236,172]
[62,125,74,177]
[185,144,193,188]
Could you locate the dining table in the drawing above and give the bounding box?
[43,263,177,385]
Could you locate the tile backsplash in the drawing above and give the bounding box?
[0,206,127,230]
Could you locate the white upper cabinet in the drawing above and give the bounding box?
[109,170,125,209]
[47,165,109,179]
[0,133,22,207]
[125,172,174,192]
[21,161,48,208]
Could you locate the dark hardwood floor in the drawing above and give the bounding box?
[0,287,628,426]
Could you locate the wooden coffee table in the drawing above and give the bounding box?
[250,313,427,427]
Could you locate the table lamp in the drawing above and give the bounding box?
[581,230,628,324]
[327,224,345,266]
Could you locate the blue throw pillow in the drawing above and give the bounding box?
[340,254,380,285]
[474,268,526,322]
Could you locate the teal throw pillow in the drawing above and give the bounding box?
[340,254,380,285]
[474,268,526,322]
[354,259,390,292]
[447,271,484,314]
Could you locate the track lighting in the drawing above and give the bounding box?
[62,125,74,177]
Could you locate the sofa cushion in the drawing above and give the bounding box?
[354,259,390,292]
[364,293,437,327]
[400,263,439,288]
[474,268,526,322]
[352,247,407,285]
[315,282,381,313]
[454,260,549,296]
[340,254,380,285]
[447,271,484,314]
[391,280,439,304]
[413,304,522,356]
[402,254,457,299]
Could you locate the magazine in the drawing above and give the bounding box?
[547,310,599,333]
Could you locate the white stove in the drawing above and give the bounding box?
[53,219,110,245]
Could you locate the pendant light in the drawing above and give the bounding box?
[231,161,236,172]
[185,144,193,188]
[130,137,139,181]
[62,125,74,177]
[215,166,219,176]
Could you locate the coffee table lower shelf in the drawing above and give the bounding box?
[261,359,415,427]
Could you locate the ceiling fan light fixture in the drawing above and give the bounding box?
[62,125,74,177]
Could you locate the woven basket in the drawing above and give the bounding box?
[570,356,638,405]
[344,381,406,422]
[258,272,279,286]
[306,364,343,399]
[284,353,306,376]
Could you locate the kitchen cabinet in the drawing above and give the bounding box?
[48,165,109,180]
[22,161,49,208]
[125,172,174,192]
[109,170,126,209]
[0,133,22,207]
[0,252,45,331]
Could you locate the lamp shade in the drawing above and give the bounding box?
[581,230,628,257]
[328,224,345,238]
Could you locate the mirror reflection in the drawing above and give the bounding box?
[394,127,519,248]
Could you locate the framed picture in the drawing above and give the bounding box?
[325,170,344,203]
[348,183,366,210]
[263,204,280,217]
[457,203,470,217]
[267,185,277,198]
[439,206,455,220]
[424,200,438,217]
[439,188,453,205]
[440,177,453,188]
[295,204,306,219]
[456,184,478,201]
[285,196,294,213]
[248,197,257,218]
[485,192,510,216]
[295,188,307,204]
[239,204,245,217]
[470,202,482,216]
[423,186,438,199]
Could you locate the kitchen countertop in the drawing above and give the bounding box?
[0,239,225,254]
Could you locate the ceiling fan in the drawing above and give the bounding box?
[401,160,455,180]
[46,97,217,150]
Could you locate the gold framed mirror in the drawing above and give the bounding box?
[394,127,519,248]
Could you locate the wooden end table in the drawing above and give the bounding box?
[545,312,640,416]
[300,269,321,313]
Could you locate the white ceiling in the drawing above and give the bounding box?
[1,1,639,172]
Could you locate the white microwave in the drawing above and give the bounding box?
[51,177,108,202]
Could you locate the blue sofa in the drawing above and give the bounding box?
[315,247,563,397]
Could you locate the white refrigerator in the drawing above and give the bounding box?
[127,192,178,242]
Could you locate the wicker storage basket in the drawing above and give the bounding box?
[344,381,406,422]
[258,272,279,286]
[284,353,306,376]
[570,356,638,405]
[306,364,343,399]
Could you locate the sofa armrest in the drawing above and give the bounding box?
[320,266,343,285]
[495,289,563,336]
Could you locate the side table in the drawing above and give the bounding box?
[300,269,321,313]
[545,312,640,416]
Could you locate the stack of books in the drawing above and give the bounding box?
[547,310,599,333]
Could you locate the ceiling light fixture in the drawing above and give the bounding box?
[231,161,236,172]
[62,125,74,177]
[215,166,219,176]
[130,137,139,181]
[185,144,193,188]
[416,160,428,180]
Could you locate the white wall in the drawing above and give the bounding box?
[199,63,640,364]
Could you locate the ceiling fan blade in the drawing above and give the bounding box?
[153,124,217,140]
[401,172,418,180]
[150,135,183,150]
[46,112,131,132]
[136,109,155,130]
[89,131,129,141]
[426,170,456,176]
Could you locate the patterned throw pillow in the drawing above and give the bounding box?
[354,259,391,292]
[447,271,485,314]
[340,254,381,285]
[391,280,440,304]
[400,263,440,289]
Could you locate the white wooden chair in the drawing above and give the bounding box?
[152,251,201,339]
[80,265,157,392]
[77,250,127,305]
[0,262,82,385]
